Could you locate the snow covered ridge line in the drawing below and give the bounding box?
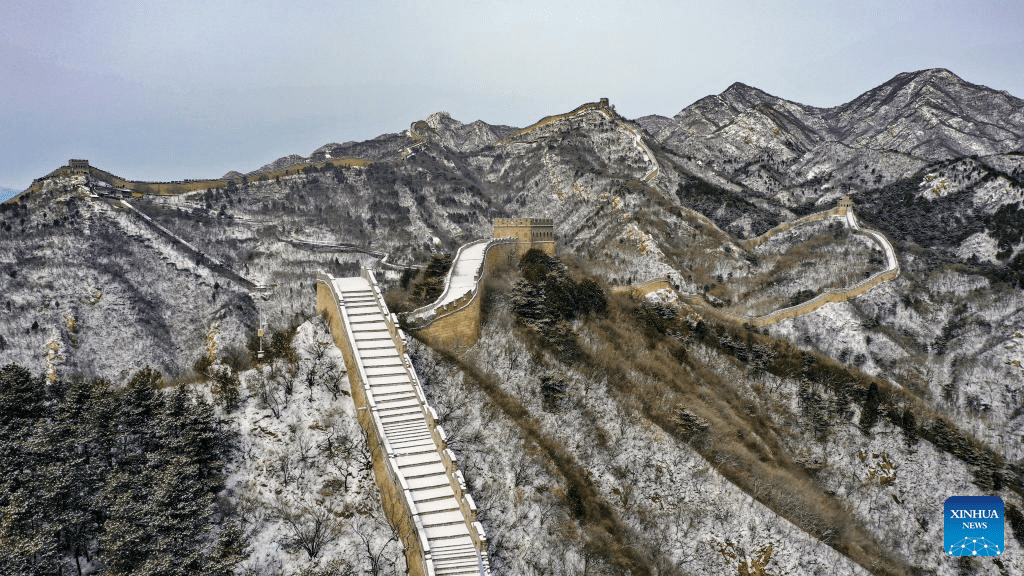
[497,99,660,182]
[113,197,262,290]
[615,117,660,183]
[315,269,491,576]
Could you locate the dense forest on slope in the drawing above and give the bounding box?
[0,317,408,576]
[0,364,239,574]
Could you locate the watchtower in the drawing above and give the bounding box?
[493,218,556,255]
[837,195,854,210]
[67,159,90,173]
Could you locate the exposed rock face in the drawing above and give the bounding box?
[642,68,1024,201]
[417,111,518,152]
[248,153,306,175]
[3,70,1024,576]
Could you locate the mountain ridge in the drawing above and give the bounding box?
[3,67,1024,575]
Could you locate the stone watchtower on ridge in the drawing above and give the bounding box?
[67,159,90,173]
[493,218,556,255]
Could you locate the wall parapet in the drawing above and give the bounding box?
[316,270,490,575]
[406,238,519,328]
[403,238,520,351]
[405,217,560,350]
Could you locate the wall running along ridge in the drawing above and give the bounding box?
[682,200,900,327]
[498,100,660,184]
[316,269,490,576]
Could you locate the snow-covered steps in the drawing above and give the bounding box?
[315,270,490,576]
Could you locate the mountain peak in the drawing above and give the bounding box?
[907,67,963,83]
[722,81,764,97]
[717,81,780,109]
[724,81,755,92]
[425,111,459,130]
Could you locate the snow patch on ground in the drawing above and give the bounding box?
[955,231,1000,263]
[645,287,679,307]
[771,299,885,375]
[919,173,953,198]
[972,176,1024,213]
[222,319,405,575]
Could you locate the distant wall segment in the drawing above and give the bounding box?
[678,197,900,327]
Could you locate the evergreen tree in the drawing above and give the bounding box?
[0,364,236,574]
[99,469,159,575]
[47,377,104,573]
[859,382,881,434]
[120,367,166,453]
[207,520,249,576]
[0,364,61,574]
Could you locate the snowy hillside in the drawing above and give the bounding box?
[2,68,1023,575]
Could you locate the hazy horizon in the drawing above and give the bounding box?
[3,0,1023,189]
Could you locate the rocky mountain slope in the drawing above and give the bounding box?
[2,68,1023,575]
[640,68,1024,206]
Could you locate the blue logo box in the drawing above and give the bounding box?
[944,496,1004,557]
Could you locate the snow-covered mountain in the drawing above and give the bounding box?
[639,68,1024,204]
[2,69,1023,575]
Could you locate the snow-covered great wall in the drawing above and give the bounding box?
[682,198,901,327]
[404,238,520,350]
[315,269,490,576]
[404,219,557,350]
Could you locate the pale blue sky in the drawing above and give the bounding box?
[2,0,1022,189]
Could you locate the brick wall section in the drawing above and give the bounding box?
[412,239,520,351]
[315,275,431,576]
[676,202,901,327]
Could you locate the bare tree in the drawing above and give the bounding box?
[277,451,294,486]
[352,511,404,576]
[320,425,356,492]
[355,427,377,474]
[279,503,342,560]
[304,340,331,401]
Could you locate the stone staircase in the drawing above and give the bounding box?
[320,273,489,576]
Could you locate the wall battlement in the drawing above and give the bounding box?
[67,159,90,172]
[316,269,490,575]
[409,218,557,350]
[492,217,556,255]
